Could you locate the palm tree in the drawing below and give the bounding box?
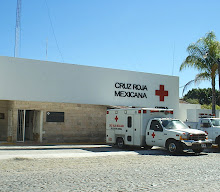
[180,31,220,115]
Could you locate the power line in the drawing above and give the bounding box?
[45,0,64,63]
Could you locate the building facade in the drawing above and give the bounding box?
[0,100,107,143]
[0,56,179,143]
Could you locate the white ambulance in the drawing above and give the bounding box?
[106,108,212,154]
[185,113,220,148]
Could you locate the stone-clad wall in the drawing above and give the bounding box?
[5,101,107,143]
[0,100,9,141]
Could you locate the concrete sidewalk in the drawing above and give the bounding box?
[0,143,108,150]
[0,144,148,160]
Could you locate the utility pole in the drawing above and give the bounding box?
[14,0,22,57]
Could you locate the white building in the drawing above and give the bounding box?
[0,56,179,143]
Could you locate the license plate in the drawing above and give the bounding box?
[201,144,206,148]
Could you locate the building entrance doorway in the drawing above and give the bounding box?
[17,110,43,142]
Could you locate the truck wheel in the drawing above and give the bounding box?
[193,149,203,153]
[217,139,220,151]
[166,140,182,154]
[116,138,125,149]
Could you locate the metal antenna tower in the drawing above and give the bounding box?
[14,0,22,57]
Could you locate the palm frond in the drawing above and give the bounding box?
[182,72,211,96]
[182,79,195,96]
[180,55,207,72]
[194,72,211,84]
[187,43,207,58]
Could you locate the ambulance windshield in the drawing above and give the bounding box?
[210,119,220,126]
[161,120,189,130]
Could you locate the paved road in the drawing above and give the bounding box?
[0,144,218,159]
[0,145,220,192]
[0,145,170,160]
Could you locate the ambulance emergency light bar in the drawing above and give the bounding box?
[107,108,174,115]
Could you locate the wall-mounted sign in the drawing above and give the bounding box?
[114,82,148,99]
[46,112,64,122]
[0,56,179,117]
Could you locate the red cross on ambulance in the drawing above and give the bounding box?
[155,85,168,101]
[152,132,156,138]
[115,116,118,122]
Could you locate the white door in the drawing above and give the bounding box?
[199,119,213,140]
[146,120,164,147]
[125,115,134,145]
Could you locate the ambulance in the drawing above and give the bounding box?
[185,113,220,148]
[106,108,212,154]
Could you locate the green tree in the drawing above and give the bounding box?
[183,88,220,105]
[180,31,220,115]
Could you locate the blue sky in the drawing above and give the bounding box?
[1,0,220,97]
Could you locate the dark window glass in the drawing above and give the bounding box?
[127,136,132,141]
[127,116,132,128]
[201,120,211,128]
[46,112,64,122]
[150,120,163,131]
[0,113,4,119]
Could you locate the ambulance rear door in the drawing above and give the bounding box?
[124,114,134,145]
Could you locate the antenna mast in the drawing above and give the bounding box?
[14,0,21,57]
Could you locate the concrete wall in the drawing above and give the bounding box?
[178,103,201,122]
[0,56,179,117]
[6,101,107,143]
[178,102,220,122]
[187,109,220,122]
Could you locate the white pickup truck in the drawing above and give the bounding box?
[106,108,212,154]
[186,118,220,148]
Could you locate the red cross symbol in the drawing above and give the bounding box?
[152,132,155,138]
[155,85,168,101]
[115,116,118,122]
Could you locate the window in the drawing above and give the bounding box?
[127,136,132,141]
[150,120,163,132]
[127,116,132,128]
[201,120,211,128]
[0,113,4,119]
[46,112,64,122]
[210,119,220,126]
[161,119,189,130]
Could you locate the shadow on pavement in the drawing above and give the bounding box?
[82,146,210,157]
[0,144,218,157]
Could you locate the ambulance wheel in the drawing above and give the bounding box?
[166,140,182,154]
[216,137,220,151]
[216,138,220,151]
[116,137,125,149]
